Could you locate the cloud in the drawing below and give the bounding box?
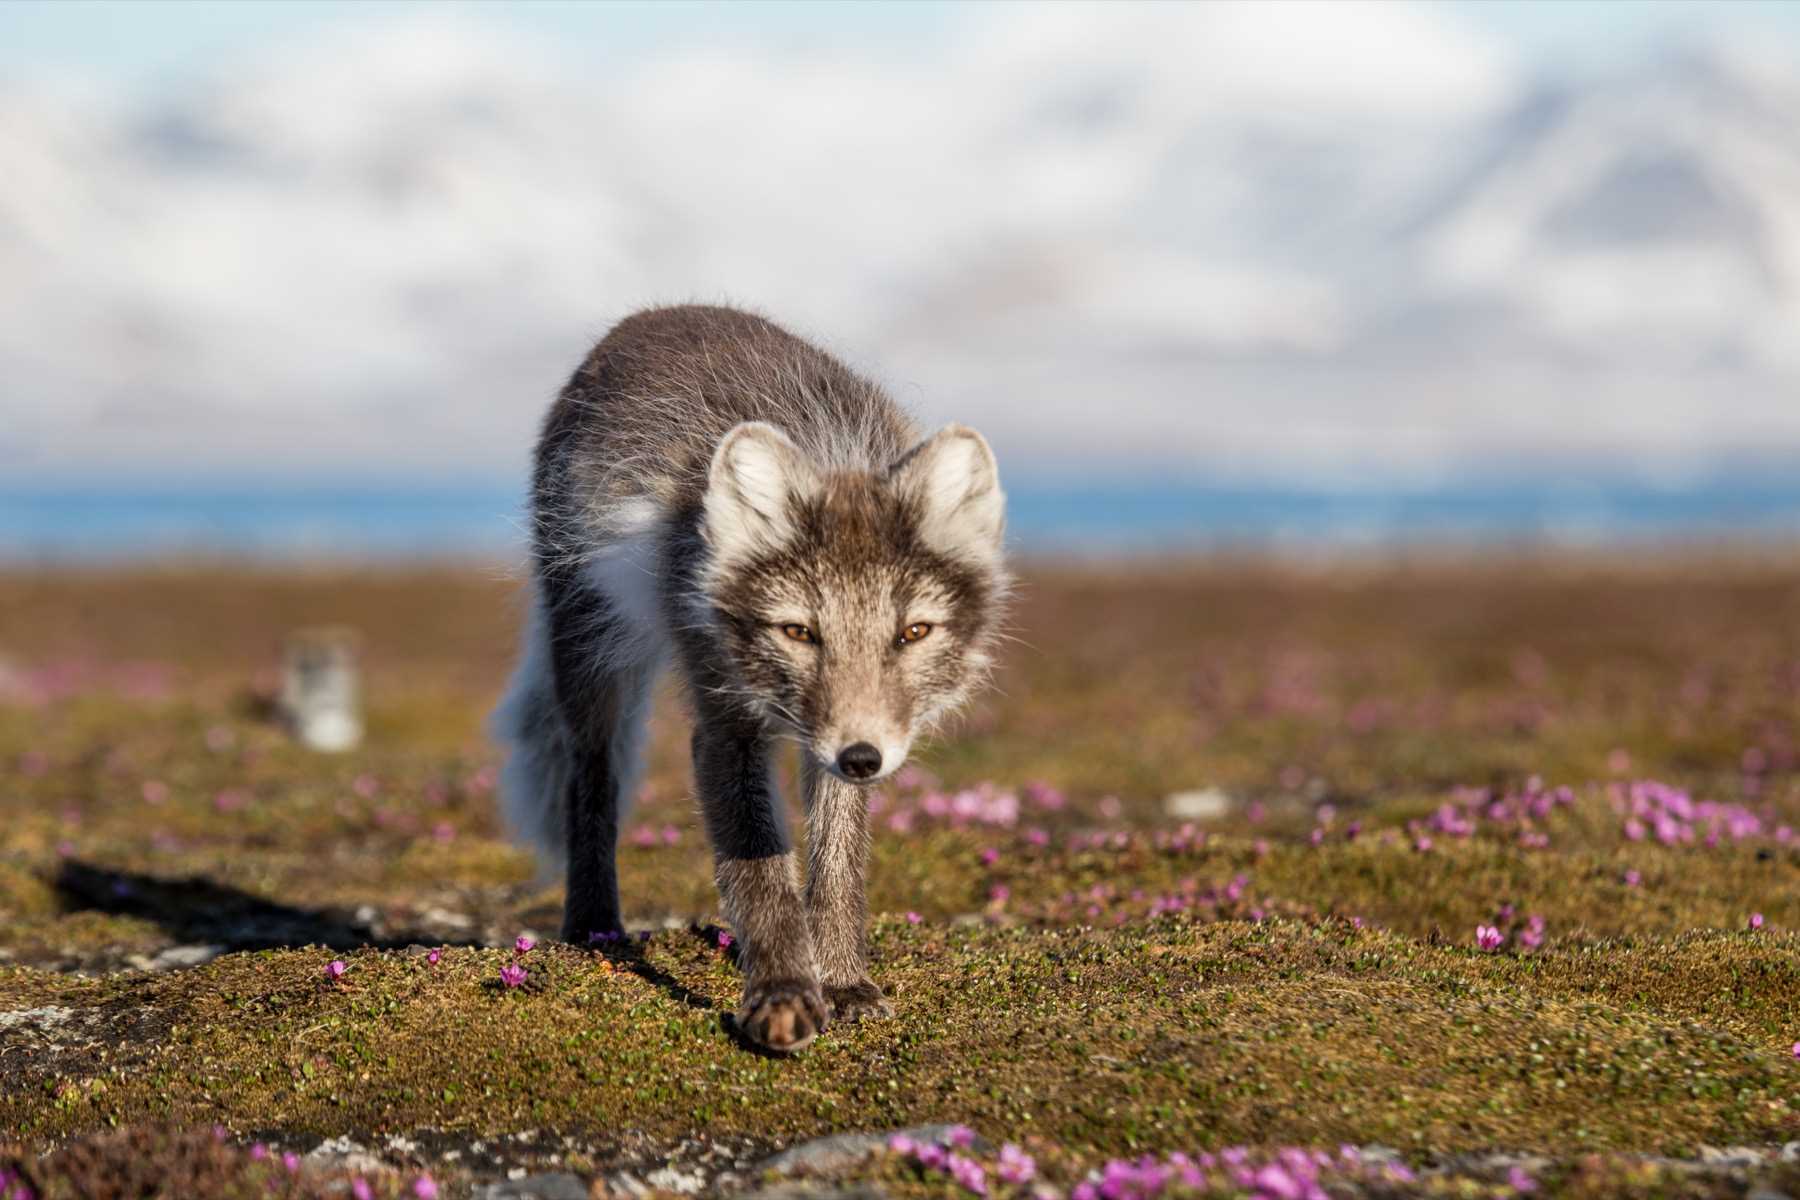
[0,3,1796,487]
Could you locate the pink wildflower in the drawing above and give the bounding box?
[1748,913,1764,930]
[515,935,536,953]
[413,1176,439,1200]
[905,911,922,925]
[427,948,441,965]
[499,963,527,988]
[352,1180,374,1200]
[283,1152,300,1173]
[324,960,347,981]
[888,1134,917,1156]
[1622,869,1641,887]
[946,1125,976,1148]
[250,1144,268,1161]
[947,1154,987,1195]
[716,929,735,950]
[1507,1165,1537,1193]
[997,1144,1036,1185]
[1475,925,1503,951]
[979,847,999,866]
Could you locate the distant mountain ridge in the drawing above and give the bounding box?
[2,8,1797,486]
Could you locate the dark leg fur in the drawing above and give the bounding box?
[542,582,646,944]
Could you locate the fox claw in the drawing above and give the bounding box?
[736,980,829,1053]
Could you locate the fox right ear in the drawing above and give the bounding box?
[704,422,818,562]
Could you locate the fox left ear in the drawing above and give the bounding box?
[891,424,1005,564]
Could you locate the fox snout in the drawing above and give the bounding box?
[817,731,910,784]
[835,742,883,780]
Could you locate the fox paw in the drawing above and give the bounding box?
[735,980,829,1053]
[826,979,893,1023]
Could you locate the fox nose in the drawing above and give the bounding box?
[836,742,883,780]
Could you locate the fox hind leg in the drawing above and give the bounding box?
[543,588,655,945]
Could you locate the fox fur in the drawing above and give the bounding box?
[491,304,1008,1052]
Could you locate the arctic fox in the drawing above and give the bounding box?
[492,305,1007,1052]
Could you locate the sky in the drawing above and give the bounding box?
[8,0,1800,84]
[4,1,1800,492]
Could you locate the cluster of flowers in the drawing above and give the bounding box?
[500,935,533,987]
[887,1134,1532,1200]
[1067,1147,1450,1200]
[1610,780,1792,847]
[231,1131,443,1200]
[0,1163,35,1200]
[888,1127,1033,1196]
[873,776,1073,834]
[627,824,683,848]
[1030,873,1274,927]
[1477,906,1548,953]
[1401,777,1576,850]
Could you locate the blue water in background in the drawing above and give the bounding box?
[5,480,1800,561]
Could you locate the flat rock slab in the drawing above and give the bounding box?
[474,1172,591,1199]
[757,1125,985,1178]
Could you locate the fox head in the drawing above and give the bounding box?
[698,421,1007,783]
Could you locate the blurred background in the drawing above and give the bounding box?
[4,0,1800,557]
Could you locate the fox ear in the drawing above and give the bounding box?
[891,424,1005,564]
[704,421,818,562]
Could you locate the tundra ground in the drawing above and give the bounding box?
[0,559,1796,1198]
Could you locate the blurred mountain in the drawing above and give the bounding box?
[1,8,1797,485]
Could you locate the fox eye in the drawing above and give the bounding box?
[780,623,817,644]
[896,622,933,647]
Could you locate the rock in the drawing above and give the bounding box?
[473,1173,591,1200]
[644,1167,706,1194]
[149,944,223,971]
[757,1124,980,1177]
[1163,788,1232,820]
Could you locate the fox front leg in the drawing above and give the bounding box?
[802,758,892,1022]
[692,714,828,1052]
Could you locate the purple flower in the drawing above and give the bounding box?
[427,948,441,965]
[1622,869,1642,887]
[324,960,347,981]
[905,911,922,925]
[1475,925,1504,951]
[1507,1165,1536,1193]
[979,847,1000,866]
[1791,1041,1799,1059]
[414,1175,439,1199]
[946,1125,976,1148]
[887,1134,917,1156]
[997,1143,1036,1185]
[499,963,527,988]
[515,934,536,953]
[948,1154,987,1195]
[282,1151,300,1173]
[250,1144,268,1161]
[716,929,735,950]
[917,1143,948,1169]
[352,1180,374,1200]
[1748,912,1764,930]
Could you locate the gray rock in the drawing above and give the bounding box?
[150,944,224,971]
[758,1124,981,1177]
[473,1173,590,1200]
[1163,788,1232,820]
